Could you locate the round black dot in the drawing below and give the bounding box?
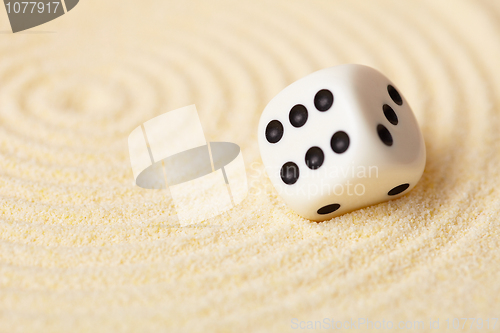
[314,89,334,111]
[387,85,403,105]
[305,146,324,170]
[265,120,284,144]
[280,162,299,185]
[388,183,410,196]
[317,203,341,215]
[330,131,350,154]
[377,124,393,146]
[289,104,308,128]
[383,104,398,125]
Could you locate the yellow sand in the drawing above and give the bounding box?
[1,0,499,332]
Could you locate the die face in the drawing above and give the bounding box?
[258,64,426,221]
[350,65,425,168]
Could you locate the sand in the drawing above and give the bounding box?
[0,0,499,332]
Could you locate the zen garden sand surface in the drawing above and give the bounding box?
[0,0,499,332]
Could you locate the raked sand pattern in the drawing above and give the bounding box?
[1,0,500,332]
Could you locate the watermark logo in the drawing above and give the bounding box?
[3,0,79,33]
[128,105,248,226]
[248,160,379,200]
[290,317,498,330]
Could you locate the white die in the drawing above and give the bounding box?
[258,64,426,221]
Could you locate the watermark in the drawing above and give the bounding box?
[290,317,498,330]
[280,179,367,197]
[248,161,379,199]
[3,0,79,33]
[157,224,221,229]
[128,105,248,226]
